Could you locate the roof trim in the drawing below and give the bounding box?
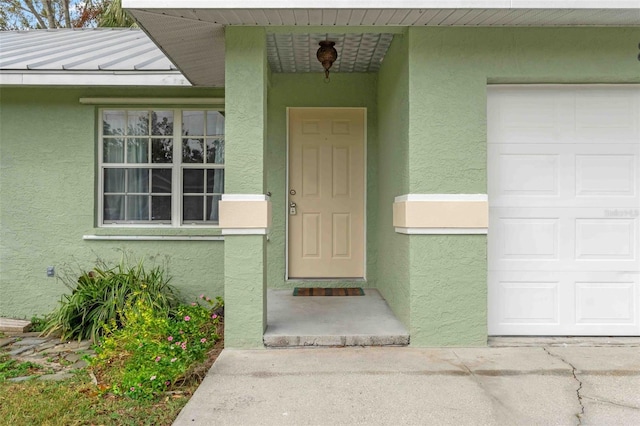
[122,0,639,10]
[0,71,190,86]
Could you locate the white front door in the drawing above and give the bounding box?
[288,108,365,279]
[488,86,640,336]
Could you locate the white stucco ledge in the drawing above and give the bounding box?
[83,235,225,241]
[79,97,223,105]
[393,194,488,234]
[219,194,272,235]
[394,227,488,235]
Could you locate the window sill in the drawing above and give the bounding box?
[85,228,224,241]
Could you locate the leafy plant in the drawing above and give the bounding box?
[29,315,50,333]
[91,295,222,399]
[43,256,180,342]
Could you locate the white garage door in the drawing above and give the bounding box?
[488,86,640,336]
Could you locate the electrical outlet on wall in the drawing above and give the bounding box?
[47,266,55,277]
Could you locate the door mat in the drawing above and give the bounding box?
[293,287,365,296]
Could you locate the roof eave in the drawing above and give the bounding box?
[0,70,191,86]
[122,0,639,10]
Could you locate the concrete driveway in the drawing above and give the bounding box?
[174,345,640,425]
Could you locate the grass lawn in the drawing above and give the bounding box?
[0,336,223,426]
[0,372,189,426]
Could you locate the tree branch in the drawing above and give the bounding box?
[62,0,70,27]
[42,0,56,28]
[22,0,48,28]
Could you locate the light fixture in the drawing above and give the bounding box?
[317,40,338,82]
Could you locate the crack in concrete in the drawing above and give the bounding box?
[451,350,517,424]
[543,347,585,425]
[582,395,640,411]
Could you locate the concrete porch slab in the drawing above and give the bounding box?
[264,288,409,347]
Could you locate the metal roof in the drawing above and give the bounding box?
[3,2,640,87]
[0,28,190,86]
[0,28,177,71]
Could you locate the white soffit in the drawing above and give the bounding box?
[124,2,640,85]
[126,7,640,27]
[129,10,225,87]
[123,1,640,10]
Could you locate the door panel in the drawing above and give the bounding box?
[288,108,365,278]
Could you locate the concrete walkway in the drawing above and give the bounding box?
[174,345,640,425]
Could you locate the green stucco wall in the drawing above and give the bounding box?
[223,27,268,348]
[376,32,411,330]
[266,72,379,288]
[0,86,225,319]
[404,26,640,346]
[3,25,639,348]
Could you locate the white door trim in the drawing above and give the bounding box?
[285,107,367,281]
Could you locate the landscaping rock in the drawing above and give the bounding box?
[8,345,37,356]
[35,342,59,352]
[13,338,48,346]
[38,372,74,382]
[8,376,34,383]
[65,353,81,363]
[1,331,95,381]
[70,360,88,369]
[0,318,31,333]
[0,337,16,348]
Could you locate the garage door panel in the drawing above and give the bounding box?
[489,271,639,335]
[491,216,560,261]
[491,209,638,272]
[575,218,637,261]
[494,153,559,197]
[574,89,640,144]
[489,144,639,208]
[495,279,560,325]
[488,86,640,336]
[575,281,637,325]
[576,154,637,197]
[487,89,576,144]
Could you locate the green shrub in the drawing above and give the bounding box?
[29,315,49,333]
[43,257,180,342]
[91,295,222,399]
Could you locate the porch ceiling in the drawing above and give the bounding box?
[125,5,640,86]
[267,33,394,73]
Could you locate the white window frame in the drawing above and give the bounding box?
[98,107,225,228]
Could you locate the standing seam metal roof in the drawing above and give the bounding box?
[0,28,178,71]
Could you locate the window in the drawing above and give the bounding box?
[100,109,224,226]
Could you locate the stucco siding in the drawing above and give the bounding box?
[376,32,411,330]
[404,26,640,346]
[0,87,226,318]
